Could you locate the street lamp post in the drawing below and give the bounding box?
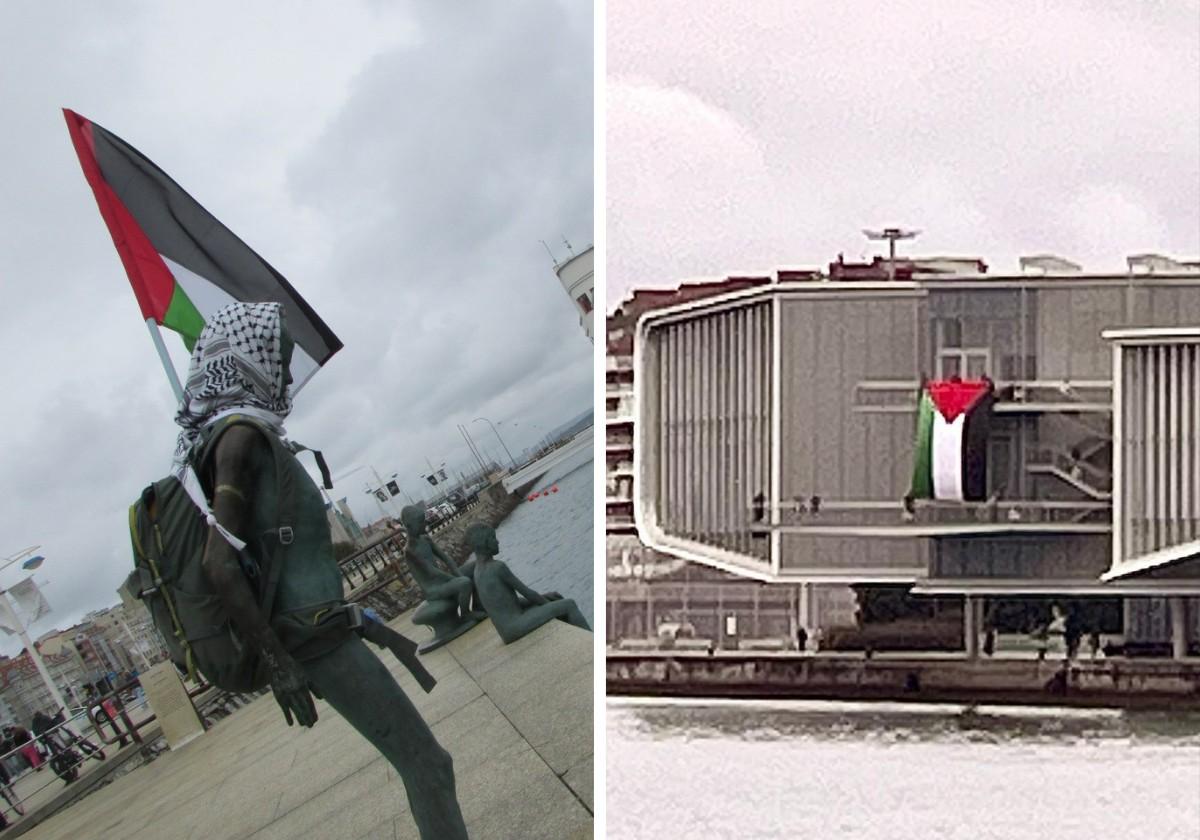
[334,464,403,520]
[474,417,517,470]
[0,547,70,713]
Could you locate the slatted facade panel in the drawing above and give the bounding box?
[1120,342,1200,560]
[646,302,772,562]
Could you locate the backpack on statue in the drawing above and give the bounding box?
[124,415,311,692]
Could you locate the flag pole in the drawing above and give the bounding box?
[146,318,185,403]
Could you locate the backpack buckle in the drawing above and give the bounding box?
[278,526,294,545]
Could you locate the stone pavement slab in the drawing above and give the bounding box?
[13,611,593,840]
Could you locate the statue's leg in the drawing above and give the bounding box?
[504,599,591,640]
[427,577,485,621]
[303,637,468,840]
[553,598,591,631]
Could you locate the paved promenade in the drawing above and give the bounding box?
[15,611,593,839]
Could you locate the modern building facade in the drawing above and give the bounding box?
[556,245,595,343]
[608,252,1200,657]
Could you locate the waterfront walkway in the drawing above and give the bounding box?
[14,612,593,839]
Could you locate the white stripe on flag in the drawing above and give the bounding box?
[166,257,321,393]
[931,411,965,501]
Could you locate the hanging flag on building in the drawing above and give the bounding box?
[909,378,995,502]
[9,578,52,626]
[425,474,438,486]
[437,469,448,482]
[374,488,388,503]
[63,109,342,391]
[386,480,400,496]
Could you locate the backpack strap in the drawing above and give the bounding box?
[128,495,201,684]
[193,414,303,622]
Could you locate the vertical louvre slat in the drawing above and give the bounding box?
[705,314,715,537]
[750,305,760,533]
[758,303,768,534]
[701,315,712,541]
[663,324,672,530]
[1130,346,1141,558]
[1194,343,1200,536]
[763,301,771,536]
[682,318,690,536]
[1145,346,1155,552]
[693,317,703,540]
[705,314,715,540]
[671,325,681,529]
[663,328,673,527]
[736,311,743,540]
[1168,345,1179,546]
[739,306,749,553]
[1182,346,1191,542]
[1158,345,1168,551]
[691,318,701,537]
[722,313,730,540]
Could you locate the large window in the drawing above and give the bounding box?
[936,317,991,378]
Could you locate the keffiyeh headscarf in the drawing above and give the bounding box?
[174,302,292,463]
[169,302,295,551]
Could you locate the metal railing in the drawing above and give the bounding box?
[0,705,115,820]
[338,528,408,593]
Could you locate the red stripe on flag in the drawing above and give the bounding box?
[63,109,175,322]
[927,379,991,422]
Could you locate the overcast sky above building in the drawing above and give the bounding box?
[0,1,592,652]
[608,0,1200,310]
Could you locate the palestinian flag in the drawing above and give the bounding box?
[63,109,341,391]
[909,378,994,502]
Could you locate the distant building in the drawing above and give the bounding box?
[609,249,1200,659]
[333,499,365,544]
[84,603,167,674]
[556,245,594,342]
[0,645,84,720]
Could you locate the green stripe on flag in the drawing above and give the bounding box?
[162,283,205,352]
[910,391,934,499]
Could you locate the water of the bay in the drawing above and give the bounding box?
[608,697,1200,839]
[493,443,593,627]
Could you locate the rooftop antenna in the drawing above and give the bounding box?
[562,236,576,258]
[863,227,920,282]
[539,240,558,267]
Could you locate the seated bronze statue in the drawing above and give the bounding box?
[400,504,485,651]
[181,303,467,839]
[466,523,590,643]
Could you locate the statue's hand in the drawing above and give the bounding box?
[268,654,319,728]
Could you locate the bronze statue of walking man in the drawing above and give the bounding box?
[181,302,468,839]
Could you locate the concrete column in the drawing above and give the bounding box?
[1170,597,1188,659]
[964,595,980,659]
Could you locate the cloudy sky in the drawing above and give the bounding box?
[608,0,1200,310]
[0,1,592,652]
